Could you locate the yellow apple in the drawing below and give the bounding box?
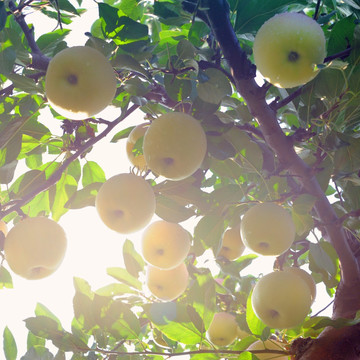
[141,220,191,269]
[143,112,207,181]
[207,312,238,347]
[146,262,189,301]
[247,339,289,360]
[283,267,316,304]
[95,173,155,234]
[126,123,149,171]
[4,217,67,280]
[45,46,117,120]
[240,203,295,256]
[218,224,245,261]
[251,271,312,329]
[253,12,326,88]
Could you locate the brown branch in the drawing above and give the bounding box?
[8,1,50,70]
[0,104,139,219]
[199,1,360,295]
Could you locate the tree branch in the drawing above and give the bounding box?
[8,1,50,70]
[195,1,360,295]
[0,104,139,219]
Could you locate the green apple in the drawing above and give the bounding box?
[95,173,155,234]
[143,112,207,181]
[247,339,289,360]
[126,123,149,172]
[45,46,117,120]
[218,224,245,261]
[251,271,312,329]
[4,217,67,280]
[283,267,316,304]
[207,312,238,347]
[253,12,326,88]
[142,220,191,269]
[240,203,295,256]
[146,262,189,301]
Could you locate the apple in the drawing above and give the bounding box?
[218,224,245,261]
[95,173,155,234]
[251,270,312,329]
[126,123,149,171]
[146,262,189,301]
[283,267,316,304]
[247,339,289,360]
[143,112,207,181]
[45,46,117,120]
[141,220,191,269]
[253,12,326,88]
[4,217,67,280]
[207,312,238,347]
[240,203,295,256]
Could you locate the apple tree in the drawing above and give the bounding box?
[1,0,360,359]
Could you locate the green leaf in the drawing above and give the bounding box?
[155,194,196,223]
[27,331,46,351]
[20,346,54,360]
[25,316,63,339]
[107,267,142,290]
[309,242,337,276]
[50,173,77,221]
[327,15,357,56]
[197,68,232,104]
[0,160,17,184]
[99,3,148,44]
[9,170,47,200]
[112,53,150,78]
[246,291,268,337]
[0,1,7,32]
[0,47,16,76]
[164,74,192,101]
[3,327,17,360]
[0,266,13,289]
[122,239,145,278]
[65,182,102,209]
[177,39,195,60]
[145,303,204,345]
[82,161,106,187]
[35,303,62,327]
[111,126,134,143]
[303,316,360,330]
[36,29,71,56]
[234,0,308,33]
[7,74,42,94]
[193,215,227,255]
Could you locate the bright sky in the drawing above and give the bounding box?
[0,2,333,358]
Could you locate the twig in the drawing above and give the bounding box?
[0,104,139,219]
[312,300,335,317]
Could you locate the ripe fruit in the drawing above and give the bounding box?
[283,267,316,304]
[207,312,238,347]
[240,203,295,256]
[45,46,117,120]
[143,112,207,181]
[95,173,155,234]
[141,220,191,269]
[253,12,326,88]
[218,224,245,261]
[247,340,289,360]
[126,123,149,171]
[146,263,189,301]
[4,217,67,280]
[251,271,312,329]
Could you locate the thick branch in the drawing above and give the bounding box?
[9,1,50,70]
[200,1,360,294]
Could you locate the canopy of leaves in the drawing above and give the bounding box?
[1,0,360,359]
